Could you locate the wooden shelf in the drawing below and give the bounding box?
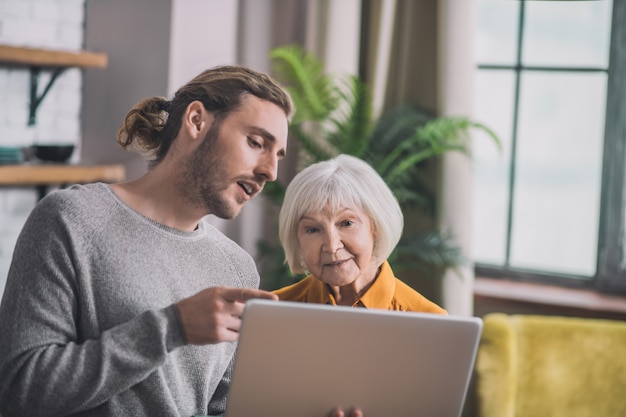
[0,44,109,126]
[0,44,108,68]
[0,164,125,186]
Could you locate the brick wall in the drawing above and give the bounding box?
[0,0,86,296]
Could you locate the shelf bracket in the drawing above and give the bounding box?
[28,66,66,126]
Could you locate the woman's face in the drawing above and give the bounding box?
[296,204,379,293]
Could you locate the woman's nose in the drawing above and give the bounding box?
[322,229,343,253]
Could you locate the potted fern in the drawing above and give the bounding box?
[258,44,499,293]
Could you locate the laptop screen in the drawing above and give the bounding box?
[225,299,482,417]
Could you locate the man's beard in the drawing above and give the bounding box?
[178,122,240,219]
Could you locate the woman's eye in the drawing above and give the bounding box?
[340,220,354,227]
[303,227,318,234]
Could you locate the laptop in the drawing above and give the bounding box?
[224,299,482,417]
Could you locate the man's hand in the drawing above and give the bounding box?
[175,286,278,345]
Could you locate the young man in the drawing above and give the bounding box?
[0,66,290,416]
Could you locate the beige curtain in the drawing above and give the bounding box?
[359,0,476,315]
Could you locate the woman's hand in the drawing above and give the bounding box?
[328,407,364,417]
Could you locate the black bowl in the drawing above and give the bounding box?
[32,144,75,163]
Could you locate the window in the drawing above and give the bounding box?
[472,0,626,294]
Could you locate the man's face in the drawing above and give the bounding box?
[181,95,289,219]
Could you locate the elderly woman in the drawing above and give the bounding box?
[274,154,446,314]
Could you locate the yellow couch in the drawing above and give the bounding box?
[471,313,626,417]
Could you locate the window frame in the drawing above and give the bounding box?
[596,0,626,294]
[474,0,626,296]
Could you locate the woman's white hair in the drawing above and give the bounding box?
[279,154,404,275]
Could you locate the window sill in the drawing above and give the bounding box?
[474,277,626,320]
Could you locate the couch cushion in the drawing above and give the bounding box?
[475,313,626,417]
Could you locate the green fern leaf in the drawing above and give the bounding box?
[270,45,339,124]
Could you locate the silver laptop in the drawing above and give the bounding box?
[224,299,482,417]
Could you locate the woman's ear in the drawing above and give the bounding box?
[183,100,207,139]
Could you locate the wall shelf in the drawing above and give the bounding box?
[0,164,125,201]
[0,44,108,68]
[0,44,108,125]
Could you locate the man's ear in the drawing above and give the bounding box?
[184,100,207,139]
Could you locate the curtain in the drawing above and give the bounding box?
[359,0,477,315]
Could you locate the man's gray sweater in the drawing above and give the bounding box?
[0,183,260,416]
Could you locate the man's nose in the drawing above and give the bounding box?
[256,154,278,182]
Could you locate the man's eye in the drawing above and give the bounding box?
[248,137,261,148]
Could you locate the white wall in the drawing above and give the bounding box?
[168,0,239,96]
[81,0,173,181]
[0,0,86,295]
[0,0,84,148]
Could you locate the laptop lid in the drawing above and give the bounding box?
[225,299,482,417]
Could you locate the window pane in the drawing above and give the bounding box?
[476,0,520,65]
[472,70,516,265]
[510,72,607,276]
[523,0,613,68]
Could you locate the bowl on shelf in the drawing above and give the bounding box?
[31,144,75,163]
[0,146,24,165]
